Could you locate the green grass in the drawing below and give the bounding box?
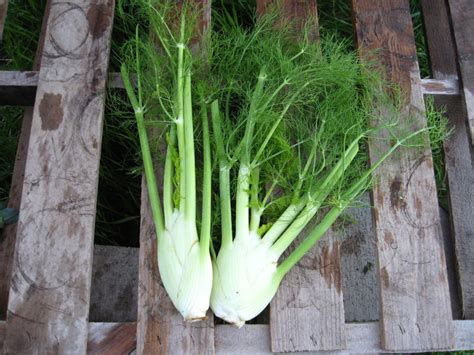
[0,0,451,246]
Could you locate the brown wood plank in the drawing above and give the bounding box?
[0,0,52,321]
[0,0,7,41]
[3,1,115,353]
[88,322,136,355]
[421,78,460,96]
[351,0,454,351]
[136,2,214,354]
[257,1,346,352]
[448,0,474,143]
[422,0,474,319]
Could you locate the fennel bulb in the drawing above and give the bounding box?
[120,2,213,321]
[211,231,280,327]
[208,11,428,326]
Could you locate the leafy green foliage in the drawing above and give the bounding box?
[207,9,407,229]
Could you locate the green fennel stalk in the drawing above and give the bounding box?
[120,2,213,321]
[207,9,436,327]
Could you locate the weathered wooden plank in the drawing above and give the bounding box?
[256,1,346,352]
[2,320,474,354]
[0,0,52,321]
[216,324,271,355]
[448,0,474,143]
[0,0,7,41]
[0,70,125,106]
[215,321,474,354]
[88,322,136,355]
[421,78,460,96]
[271,231,346,352]
[351,0,454,351]
[136,2,214,354]
[0,71,459,106]
[422,0,474,319]
[3,1,115,353]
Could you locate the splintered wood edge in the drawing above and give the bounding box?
[0,321,472,353]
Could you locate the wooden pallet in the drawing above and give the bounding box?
[0,0,473,353]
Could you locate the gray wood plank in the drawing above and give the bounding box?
[0,0,7,41]
[271,231,346,352]
[3,1,114,353]
[2,320,474,354]
[214,321,474,354]
[136,2,214,354]
[256,0,346,352]
[421,0,474,320]
[351,0,454,351]
[449,0,474,143]
[0,0,52,321]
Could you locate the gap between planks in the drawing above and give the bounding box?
[1,321,473,353]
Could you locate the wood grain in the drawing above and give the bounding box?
[257,1,346,352]
[136,2,214,354]
[88,322,136,355]
[2,320,474,354]
[422,0,474,319]
[271,231,346,352]
[257,0,319,41]
[3,1,114,353]
[351,0,454,351]
[0,0,7,41]
[421,78,460,96]
[448,0,474,143]
[0,0,52,321]
[214,321,474,354]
